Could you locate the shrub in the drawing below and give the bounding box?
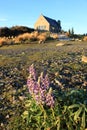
[37,32,48,43]
[50,33,58,39]
[10,26,34,36]
[14,32,39,43]
[0,27,10,37]
[83,36,87,41]
[0,37,8,46]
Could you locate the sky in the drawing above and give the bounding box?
[0,0,87,34]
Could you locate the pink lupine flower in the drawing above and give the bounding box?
[27,64,55,107]
[39,88,46,103]
[29,64,36,80]
[27,76,36,94]
[46,88,55,107]
[38,72,50,90]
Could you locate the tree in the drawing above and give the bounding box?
[68,28,74,38]
[68,29,71,36]
[71,27,74,35]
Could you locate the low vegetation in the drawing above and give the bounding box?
[0,40,87,130]
[83,36,87,41]
[0,31,57,47]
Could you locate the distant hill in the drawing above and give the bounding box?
[0,26,34,37]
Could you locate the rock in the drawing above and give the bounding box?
[0,82,5,87]
[56,42,64,46]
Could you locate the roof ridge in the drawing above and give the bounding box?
[43,15,57,22]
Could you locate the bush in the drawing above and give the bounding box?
[0,26,34,37]
[83,36,87,41]
[37,32,49,43]
[0,27,10,37]
[0,37,9,46]
[10,26,34,36]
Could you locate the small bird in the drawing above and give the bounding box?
[82,55,87,63]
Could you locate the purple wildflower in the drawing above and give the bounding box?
[38,72,50,90]
[29,64,36,80]
[46,88,55,107]
[27,75,40,96]
[27,64,55,107]
[39,88,46,104]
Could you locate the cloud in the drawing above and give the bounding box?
[0,18,7,22]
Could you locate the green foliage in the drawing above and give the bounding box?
[22,98,59,129]
[68,103,87,130]
[21,89,87,130]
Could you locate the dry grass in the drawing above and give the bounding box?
[37,32,49,43]
[0,37,7,46]
[0,32,56,46]
[15,33,32,43]
[0,37,11,46]
[50,33,58,39]
[14,31,40,43]
[37,35,46,43]
[82,55,87,63]
[83,36,87,41]
[32,31,39,38]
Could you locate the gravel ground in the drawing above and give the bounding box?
[0,41,87,129]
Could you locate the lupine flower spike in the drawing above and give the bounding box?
[27,64,55,107]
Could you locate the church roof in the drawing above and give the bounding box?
[43,15,59,27]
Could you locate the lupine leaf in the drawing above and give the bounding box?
[68,104,80,109]
[85,107,87,112]
[66,121,74,130]
[56,116,60,130]
[81,111,85,129]
[74,107,82,121]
